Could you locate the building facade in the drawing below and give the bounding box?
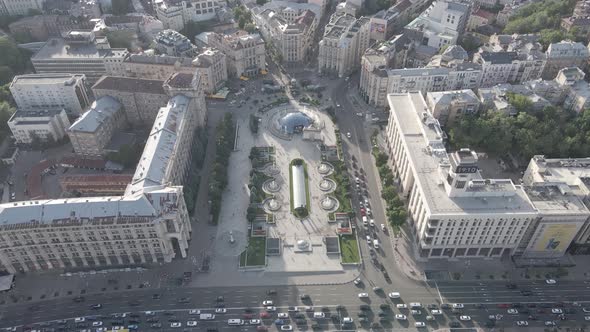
[10,74,91,116]
[318,13,370,78]
[198,31,266,78]
[112,54,198,81]
[473,50,545,88]
[0,0,43,16]
[8,109,71,145]
[542,41,589,80]
[68,96,126,157]
[193,48,228,94]
[153,29,196,57]
[425,89,480,126]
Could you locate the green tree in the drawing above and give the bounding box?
[244,23,257,33]
[238,17,247,29]
[0,101,15,140]
[0,37,27,74]
[507,93,533,113]
[381,186,396,201]
[106,30,134,49]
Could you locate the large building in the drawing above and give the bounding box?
[193,48,228,94]
[404,0,470,51]
[68,96,127,157]
[542,40,589,80]
[8,15,94,42]
[9,74,91,116]
[92,76,169,126]
[8,109,71,146]
[369,0,430,41]
[555,67,590,113]
[155,0,223,31]
[153,29,196,57]
[385,92,538,259]
[0,74,207,273]
[31,31,128,85]
[0,0,43,16]
[317,13,370,78]
[360,64,482,107]
[473,50,545,88]
[425,89,479,126]
[112,54,198,80]
[196,31,266,78]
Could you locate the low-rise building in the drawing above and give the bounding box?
[155,0,222,31]
[193,48,227,94]
[425,89,479,126]
[197,30,266,77]
[92,76,169,126]
[318,13,370,78]
[8,109,71,145]
[153,29,196,57]
[10,74,91,116]
[474,47,545,87]
[555,67,590,113]
[113,54,198,80]
[542,40,589,80]
[466,8,494,31]
[369,0,431,41]
[385,92,537,259]
[68,96,127,156]
[31,31,129,85]
[477,83,552,115]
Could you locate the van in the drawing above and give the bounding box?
[362,216,368,226]
[410,302,422,309]
[200,313,215,320]
[373,239,379,248]
[228,319,244,326]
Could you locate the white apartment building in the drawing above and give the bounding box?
[253,2,319,63]
[473,50,545,88]
[0,0,43,16]
[385,92,538,259]
[113,54,198,81]
[0,83,207,273]
[193,48,227,94]
[68,96,126,156]
[198,31,266,78]
[9,74,91,116]
[8,109,71,146]
[154,0,221,31]
[542,40,589,80]
[318,13,370,78]
[153,29,196,57]
[405,0,470,51]
[361,64,482,107]
[31,31,128,85]
[555,67,590,113]
[425,89,479,126]
[369,0,430,41]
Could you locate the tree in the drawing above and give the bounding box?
[238,17,247,29]
[381,186,396,201]
[0,67,13,86]
[244,23,257,33]
[503,0,576,34]
[111,0,132,15]
[106,30,134,49]
[507,93,533,113]
[0,101,15,140]
[180,21,207,41]
[0,37,27,74]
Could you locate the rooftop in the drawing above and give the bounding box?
[32,38,127,60]
[69,96,122,133]
[92,76,166,95]
[387,92,536,215]
[427,89,479,106]
[125,54,194,66]
[10,73,85,87]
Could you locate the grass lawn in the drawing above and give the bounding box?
[239,237,266,267]
[339,234,360,263]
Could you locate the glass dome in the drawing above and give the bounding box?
[278,112,313,134]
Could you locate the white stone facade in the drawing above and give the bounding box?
[8,109,71,146]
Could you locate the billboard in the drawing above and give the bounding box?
[370,22,386,33]
[530,222,582,254]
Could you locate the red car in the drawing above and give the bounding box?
[496,304,510,308]
[244,314,254,319]
[257,326,268,331]
[260,312,271,319]
[360,208,366,216]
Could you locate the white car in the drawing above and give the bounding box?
[415,322,426,327]
[346,132,352,138]
[546,279,557,284]
[354,278,362,285]
[266,306,277,312]
[170,322,182,328]
[380,224,386,231]
[452,303,464,309]
[262,300,274,306]
[145,311,156,316]
[215,308,227,314]
[388,292,400,299]
[249,319,261,325]
[277,313,289,319]
[187,321,198,327]
[366,235,371,244]
[395,314,407,320]
[74,318,85,323]
[431,310,442,315]
[189,309,200,315]
[459,316,471,321]
[396,304,408,309]
[545,321,556,326]
[516,321,529,326]
[342,317,353,324]
[358,293,369,298]
[356,112,363,117]
[411,310,421,315]
[92,322,103,327]
[552,308,563,314]
[369,219,375,227]
[280,325,293,331]
[508,309,519,314]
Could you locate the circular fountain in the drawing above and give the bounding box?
[320,196,339,212]
[318,162,334,175]
[318,178,336,192]
[263,179,281,194]
[263,197,282,213]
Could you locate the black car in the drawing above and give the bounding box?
[360,304,371,311]
[449,321,461,328]
[380,304,391,310]
[427,304,438,309]
[129,313,141,318]
[528,315,538,320]
[90,304,102,309]
[177,297,190,303]
[294,313,305,319]
[485,320,495,327]
[300,294,310,300]
[73,296,85,303]
[146,318,159,323]
[520,290,533,296]
[506,283,517,289]
[267,289,277,295]
[150,323,162,328]
[216,296,224,302]
[295,319,307,325]
[511,303,522,308]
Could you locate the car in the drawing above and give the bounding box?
[127,325,139,330]
[189,309,200,315]
[267,289,277,295]
[366,235,371,244]
[459,316,471,321]
[388,292,400,299]
[585,316,590,321]
[452,303,464,309]
[243,314,254,320]
[262,300,274,306]
[415,322,426,327]
[360,304,371,311]
[288,306,299,312]
[431,310,442,315]
[342,317,353,324]
[170,322,181,328]
[506,283,517,289]
[92,322,103,327]
[90,304,102,309]
[300,294,310,300]
[354,278,362,285]
[356,112,363,117]
[546,279,557,284]
[259,312,271,319]
[215,308,227,314]
[346,132,351,138]
[396,304,407,309]
[516,321,528,326]
[256,326,268,331]
[177,297,190,303]
[372,286,382,293]
[370,219,375,227]
[304,306,314,312]
[74,318,85,323]
[381,224,386,231]
[266,306,277,312]
[552,308,563,314]
[280,325,293,331]
[379,304,391,311]
[520,290,532,296]
[508,309,519,314]
[485,320,496,328]
[395,314,407,320]
[187,321,198,327]
[150,323,162,328]
[73,296,85,303]
[377,311,388,317]
[449,321,461,328]
[358,293,369,298]
[277,313,288,319]
[411,310,421,315]
[545,321,556,326]
[145,311,156,316]
[249,319,261,325]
